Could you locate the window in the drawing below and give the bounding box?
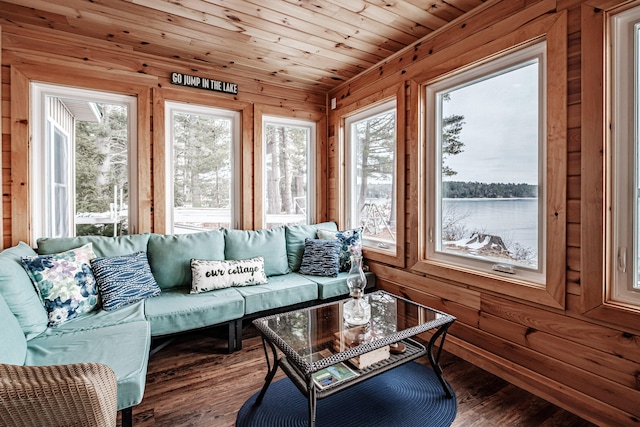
[262,116,315,228]
[165,101,240,233]
[51,123,71,238]
[31,83,137,240]
[345,100,398,254]
[425,42,546,284]
[610,5,640,306]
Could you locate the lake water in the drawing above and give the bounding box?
[442,198,538,250]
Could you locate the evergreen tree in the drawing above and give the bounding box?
[441,93,465,178]
[172,112,231,209]
[354,110,395,214]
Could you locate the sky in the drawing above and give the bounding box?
[441,63,540,185]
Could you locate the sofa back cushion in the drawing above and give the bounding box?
[37,233,151,258]
[147,230,225,290]
[0,293,27,365]
[0,242,48,339]
[285,222,338,271]
[224,227,289,277]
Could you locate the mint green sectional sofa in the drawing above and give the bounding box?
[0,222,375,425]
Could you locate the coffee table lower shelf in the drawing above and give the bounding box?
[255,338,435,426]
[280,338,426,400]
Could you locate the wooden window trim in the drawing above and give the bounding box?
[253,104,327,230]
[151,87,252,233]
[410,12,567,309]
[335,83,406,268]
[10,64,153,245]
[580,2,640,325]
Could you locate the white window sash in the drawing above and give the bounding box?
[425,42,547,285]
[164,101,240,233]
[345,99,398,254]
[610,6,640,305]
[262,115,316,227]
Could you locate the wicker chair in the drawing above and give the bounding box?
[0,362,118,427]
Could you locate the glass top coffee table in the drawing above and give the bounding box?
[252,290,456,426]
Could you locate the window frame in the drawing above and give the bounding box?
[345,99,398,255]
[164,100,241,233]
[581,1,640,326]
[424,41,547,285]
[411,14,567,308]
[335,84,406,268]
[609,4,640,306]
[30,82,139,241]
[261,115,317,228]
[252,104,327,230]
[50,121,72,238]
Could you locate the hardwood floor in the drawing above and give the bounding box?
[123,326,597,427]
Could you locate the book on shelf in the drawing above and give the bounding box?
[311,358,359,390]
[333,325,391,369]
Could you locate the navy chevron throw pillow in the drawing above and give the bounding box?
[298,238,341,277]
[90,251,161,311]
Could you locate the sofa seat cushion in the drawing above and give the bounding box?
[234,273,318,315]
[299,271,377,300]
[34,301,147,337]
[25,320,151,410]
[224,227,290,277]
[285,222,338,272]
[0,242,48,338]
[144,287,245,337]
[147,230,225,290]
[0,294,27,365]
[37,233,151,258]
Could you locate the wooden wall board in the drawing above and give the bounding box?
[378,278,481,328]
[481,293,640,361]
[479,311,639,389]
[442,334,636,427]
[566,270,582,295]
[369,262,482,310]
[567,223,581,248]
[454,320,640,417]
[0,24,2,243]
[10,66,28,246]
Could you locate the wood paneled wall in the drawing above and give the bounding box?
[327,1,640,426]
[0,21,327,247]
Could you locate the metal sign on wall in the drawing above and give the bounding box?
[170,72,238,95]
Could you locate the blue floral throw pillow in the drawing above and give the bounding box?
[21,243,99,327]
[298,238,341,277]
[90,252,161,311]
[316,228,363,272]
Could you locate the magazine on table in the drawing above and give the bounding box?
[310,348,359,389]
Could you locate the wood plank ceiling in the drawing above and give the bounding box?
[0,0,486,93]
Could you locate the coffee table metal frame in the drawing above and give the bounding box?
[252,290,456,426]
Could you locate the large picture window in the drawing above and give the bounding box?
[425,42,546,284]
[31,83,136,239]
[610,5,640,306]
[262,116,315,228]
[345,100,398,254]
[165,101,240,233]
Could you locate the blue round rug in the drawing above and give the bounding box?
[236,362,457,427]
